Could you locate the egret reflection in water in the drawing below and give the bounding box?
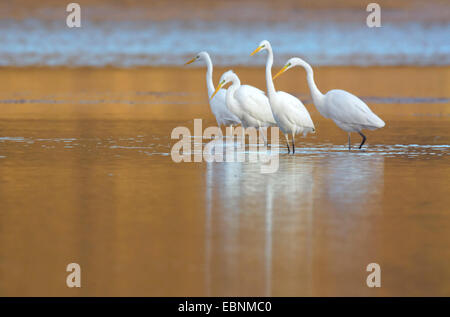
[204,154,384,295]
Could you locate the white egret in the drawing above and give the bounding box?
[211,70,277,142]
[185,52,240,127]
[274,57,385,150]
[251,40,315,154]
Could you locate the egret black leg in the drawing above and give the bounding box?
[291,134,295,154]
[284,135,290,154]
[348,133,351,151]
[358,132,367,149]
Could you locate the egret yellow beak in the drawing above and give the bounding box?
[273,64,289,80]
[184,57,196,65]
[210,82,224,100]
[250,46,263,56]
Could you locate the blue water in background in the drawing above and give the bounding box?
[0,18,449,67]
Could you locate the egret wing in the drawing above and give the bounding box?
[325,90,385,129]
[276,91,314,129]
[235,85,276,126]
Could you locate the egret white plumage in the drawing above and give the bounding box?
[274,57,385,150]
[211,70,276,142]
[185,52,240,127]
[251,40,315,154]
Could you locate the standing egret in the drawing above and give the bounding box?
[274,57,385,150]
[251,40,315,154]
[185,52,240,127]
[211,70,276,143]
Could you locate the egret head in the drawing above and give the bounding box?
[211,70,235,100]
[250,40,271,56]
[273,57,302,80]
[184,51,209,65]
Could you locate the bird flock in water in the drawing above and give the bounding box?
[185,40,385,154]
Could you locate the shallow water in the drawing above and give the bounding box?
[0,66,449,296]
[0,0,449,66]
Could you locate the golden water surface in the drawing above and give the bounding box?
[0,66,449,296]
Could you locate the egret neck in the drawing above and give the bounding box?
[264,44,277,100]
[299,60,325,114]
[204,53,215,97]
[225,75,241,119]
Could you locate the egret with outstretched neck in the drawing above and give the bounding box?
[251,40,315,154]
[211,70,276,143]
[185,52,240,127]
[274,57,385,150]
